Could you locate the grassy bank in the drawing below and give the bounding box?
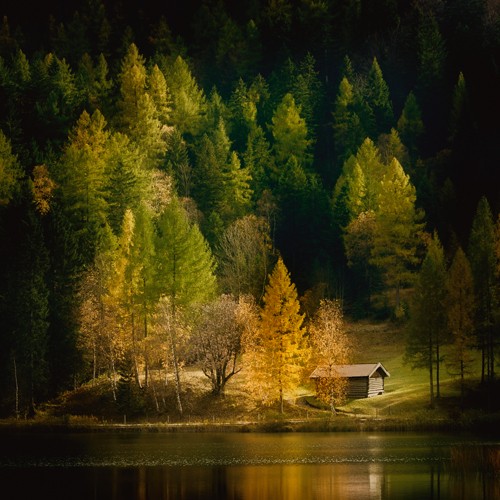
[3,318,499,434]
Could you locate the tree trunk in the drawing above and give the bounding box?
[436,337,440,399]
[13,353,19,419]
[169,326,183,416]
[429,335,434,408]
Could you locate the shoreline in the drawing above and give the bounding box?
[1,413,499,436]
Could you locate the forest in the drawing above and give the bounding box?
[0,0,500,419]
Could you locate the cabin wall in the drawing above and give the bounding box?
[367,376,384,397]
[347,378,368,399]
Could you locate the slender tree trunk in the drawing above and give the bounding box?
[13,353,19,420]
[170,330,183,416]
[110,353,117,401]
[131,310,142,389]
[460,359,464,409]
[429,335,434,408]
[436,335,440,399]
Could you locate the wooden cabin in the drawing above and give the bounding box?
[310,363,390,399]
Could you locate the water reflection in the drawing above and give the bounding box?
[0,432,498,499]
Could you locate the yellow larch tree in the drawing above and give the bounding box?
[244,257,308,413]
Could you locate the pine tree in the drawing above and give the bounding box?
[244,257,307,413]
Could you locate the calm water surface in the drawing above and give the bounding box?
[0,431,498,499]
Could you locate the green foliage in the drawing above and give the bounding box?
[163,55,206,138]
[468,196,496,382]
[1,0,499,415]
[270,93,312,167]
[365,57,394,136]
[155,197,217,307]
[397,92,424,163]
[371,158,425,311]
[332,77,365,167]
[405,233,447,405]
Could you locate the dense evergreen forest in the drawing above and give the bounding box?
[1,0,500,418]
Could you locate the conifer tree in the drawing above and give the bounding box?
[405,233,447,407]
[468,196,496,383]
[332,77,365,168]
[371,157,424,314]
[397,91,424,163]
[163,55,206,138]
[155,197,217,414]
[54,109,110,264]
[270,92,312,167]
[365,57,394,136]
[116,44,166,168]
[243,257,307,413]
[446,246,475,406]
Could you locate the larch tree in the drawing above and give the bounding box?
[309,299,351,414]
[78,224,121,399]
[269,92,312,167]
[371,157,425,314]
[116,43,166,168]
[53,109,110,265]
[445,246,475,406]
[154,197,217,415]
[244,257,307,413]
[405,233,447,407]
[468,196,496,383]
[332,76,365,168]
[163,55,206,138]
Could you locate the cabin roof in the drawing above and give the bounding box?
[310,363,390,379]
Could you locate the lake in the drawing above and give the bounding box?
[0,430,498,499]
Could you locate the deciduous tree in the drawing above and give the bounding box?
[309,299,351,413]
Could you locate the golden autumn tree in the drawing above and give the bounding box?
[309,299,351,414]
[243,257,307,413]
